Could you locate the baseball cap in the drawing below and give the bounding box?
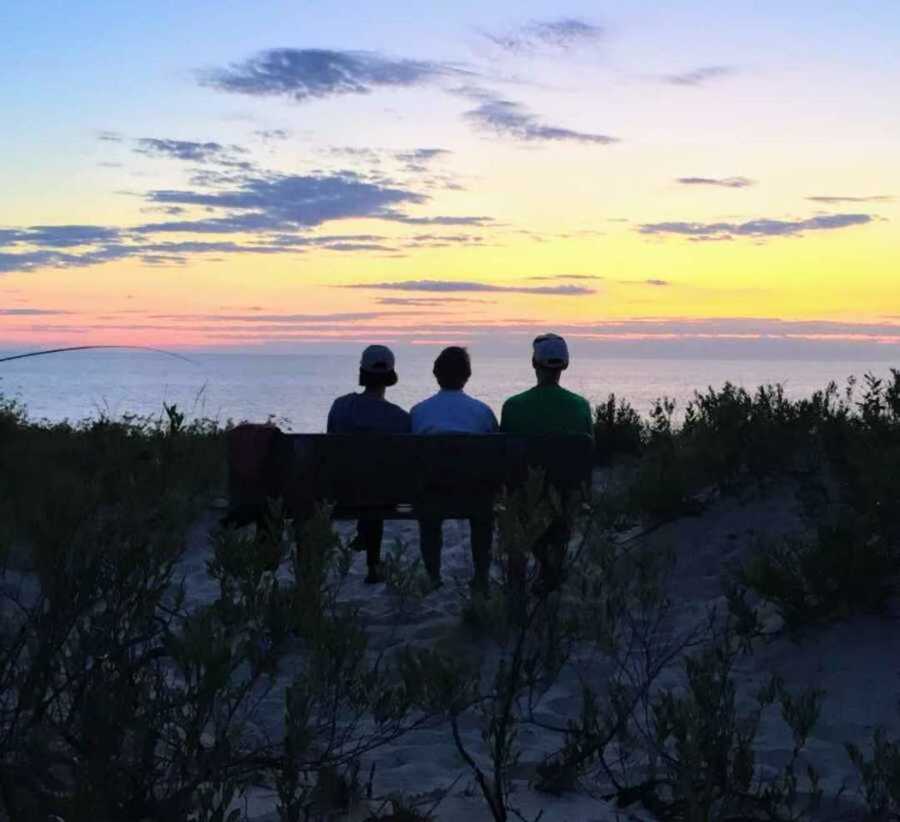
[533,333,569,369]
[360,344,396,374]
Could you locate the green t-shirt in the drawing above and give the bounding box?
[500,385,594,437]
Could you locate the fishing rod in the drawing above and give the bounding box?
[0,345,198,365]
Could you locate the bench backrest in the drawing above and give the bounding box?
[227,426,594,520]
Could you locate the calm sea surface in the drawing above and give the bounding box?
[0,350,895,431]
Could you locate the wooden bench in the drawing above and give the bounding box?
[226,425,594,527]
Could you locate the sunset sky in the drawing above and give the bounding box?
[2,1,898,357]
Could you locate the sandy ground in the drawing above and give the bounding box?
[4,475,893,820]
[167,473,900,821]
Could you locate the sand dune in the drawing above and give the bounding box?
[175,474,900,821]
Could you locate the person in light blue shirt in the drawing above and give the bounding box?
[410,356,498,435]
[410,347,498,592]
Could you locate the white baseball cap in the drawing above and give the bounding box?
[533,333,569,369]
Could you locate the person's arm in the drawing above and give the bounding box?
[487,406,500,433]
[326,403,337,433]
[499,400,510,433]
[581,398,595,439]
[409,403,423,434]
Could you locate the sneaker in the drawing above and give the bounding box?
[364,564,385,584]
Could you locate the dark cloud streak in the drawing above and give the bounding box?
[664,66,736,86]
[202,48,462,102]
[484,18,603,53]
[639,213,873,240]
[134,138,247,163]
[677,176,755,188]
[807,195,893,204]
[342,279,595,295]
[465,95,618,145]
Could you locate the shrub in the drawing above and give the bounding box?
[628,398,701,521]
[638,644,823,821]
[741,516,900,631]
[680,382,825,490]
[593,393,644,463]
[0,408,435,821]
[847,726,900,820]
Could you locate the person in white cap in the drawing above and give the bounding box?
[500,333,593,593]
[500,334,592,437]
[327,344,410,583]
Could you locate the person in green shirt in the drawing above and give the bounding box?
[501,333,593,437]
[500,333,593,594]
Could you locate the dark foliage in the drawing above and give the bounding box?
[593,393,644,463]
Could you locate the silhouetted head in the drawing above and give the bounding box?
[433,346,472,391]
[358,344,398,389]
[532,333,569,386]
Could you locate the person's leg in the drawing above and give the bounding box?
[357,519,385,583]
[534,515,571,595]
[468,514,494,593]
[417,517,444,586]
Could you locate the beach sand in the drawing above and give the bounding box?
[171,473,900,821]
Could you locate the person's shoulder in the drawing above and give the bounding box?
[330,392,357,410]
[560,386,590,406]
[410,392,438,415]
[384,399,410,419]
[502,387,535,408]
[466,393,495,414]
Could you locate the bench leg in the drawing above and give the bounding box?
[417,518,443,584]
[469,515,493,591]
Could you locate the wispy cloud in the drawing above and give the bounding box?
[0,201,491,273]
[639,213,873,241]
[151,311,388,324]
[202,48,463,102]
[483,17,603,54]
[141,172,426,231]
[134,138,248,164]
[375,296,491,306]
[1,225,123,248]
[387,213,491,226]
[0,308,72,316]
[807,195,893,204]
[13,316,900,348]
[677,176,755,188]
[528,274,603,281]
[0,246,141,273]
[139,171,489,233]
[2,129,490,272]
[664,65,736,86]
[395,147,451,172]
[342,279,596,295]
[464,94,618,145]
[254,128,291,141]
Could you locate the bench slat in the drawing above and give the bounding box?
[227,428,593,523]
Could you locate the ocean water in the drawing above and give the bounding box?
[0,349,894,431]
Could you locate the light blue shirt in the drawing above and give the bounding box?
[410,389,499,434]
